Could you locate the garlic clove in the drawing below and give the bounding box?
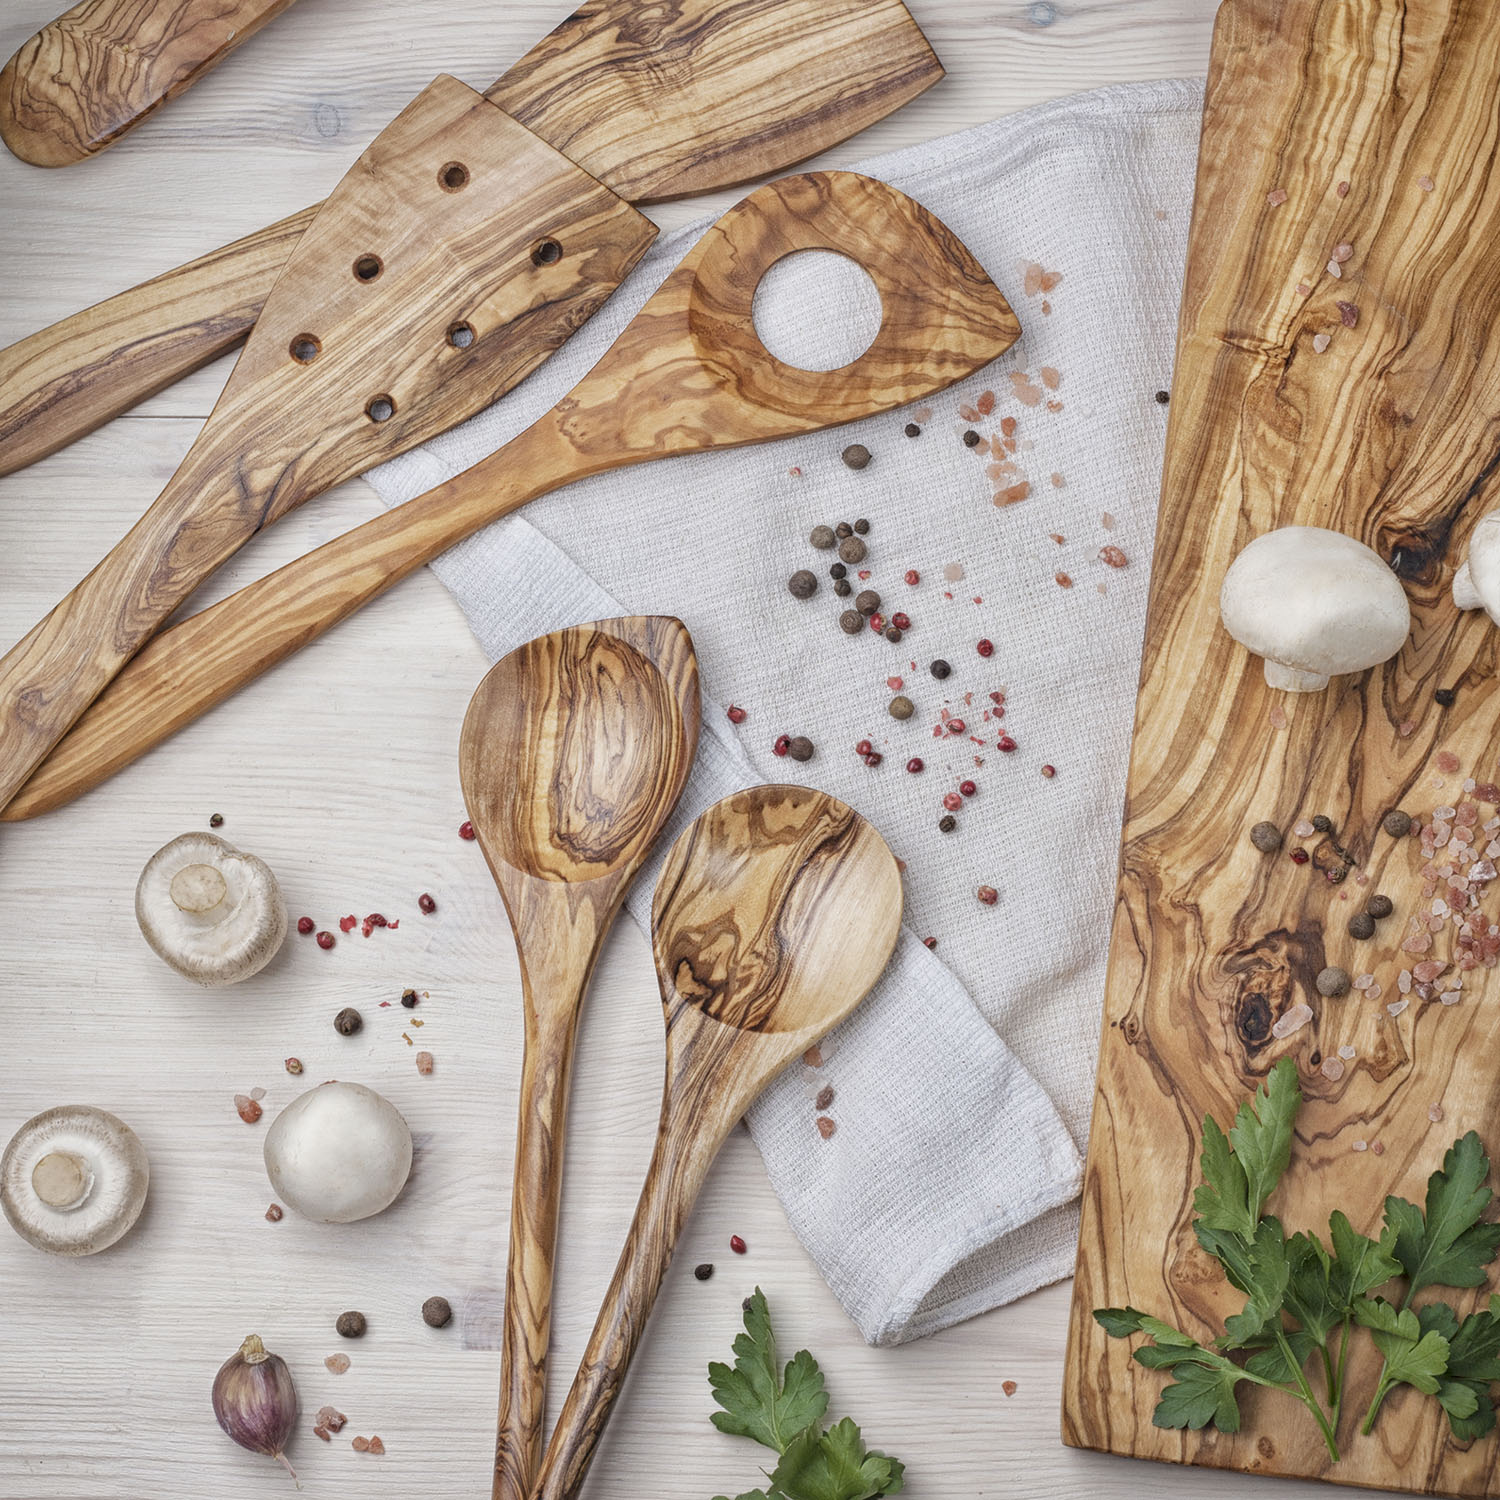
[212,1333,298,1484]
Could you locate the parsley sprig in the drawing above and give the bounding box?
[708,1289,904,1500]
[1095,1059,1500,1458]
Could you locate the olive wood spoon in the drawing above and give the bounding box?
[530,783,903,1500]
[4,169,1020,822]
[458,617,699,1500]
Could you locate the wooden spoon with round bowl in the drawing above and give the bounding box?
[457,615,700,1500]
[530,782,903,1500]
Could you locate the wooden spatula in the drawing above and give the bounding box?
[530,783,903,1500]
[4,169,1021,822]
[459,618,699,1500]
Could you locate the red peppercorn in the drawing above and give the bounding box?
[947,719,966,735]
[943,791,962,811]
[977,886,999,905]
[726,704,747,724]
[730,1235,748,1255]
[316,930,335,950]
[418,893,437,915]
[864,751,883,767]
[1290,848,1310,865]
[459,820,476,840]
[959,779,977,797]
[922,936,938,949]
[1040,764,1056,778]
[339,914,357,933]
[297,916,315,935]
[906,757,924,773]
[856,739,873,756]
[891,612,911,630]
[977,638,994,657]
[773,734,791,757]
[869,613,885,632]
[997,734,1017,752]
[904,569,920,585]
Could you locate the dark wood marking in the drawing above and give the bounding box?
[1063,2,1500,1494]
[4,169,1019,822]
[0,74,655,816]
[459,616,700,1500]
[529,784,902,1500]
[0,0,299,167]
[0,0,940,475]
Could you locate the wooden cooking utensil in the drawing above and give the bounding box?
[0,0,942,475]
[0,72,656,816]
[1063,0,1500,1495]
[4,169,1020,822]
[0,0,299,167]
[529,783,902,1500]
[458,617,700,1500]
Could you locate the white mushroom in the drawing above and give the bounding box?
[1219,526,1410,691]
[1452,510,1500,624]
[264,1082,412,1223]
[136,832,287,987]
[1,1105,149,1255]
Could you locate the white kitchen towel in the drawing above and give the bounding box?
[369,77,1204,1344]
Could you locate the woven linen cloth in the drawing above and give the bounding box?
[369,78,1204,1345]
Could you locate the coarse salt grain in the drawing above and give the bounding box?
[1419,175,1435,192]
[1353,1139,1368,1151]
[1321,1056,1345,1081]
[1293,819,1315,837]
[1271,1002,1313,1039]
[1429,1102,1445,1122]
[1353,972,1374,990]
[1326,260,1343,280]
[1267,188,1288,205]
[1313,333,1332,353]
[1387,999,1409,1016]
[325,1354,350,1374]
[1331,243,1353,263]
[1338,1044,1356,1059]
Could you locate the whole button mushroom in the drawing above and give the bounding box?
[1453,510,1500,624]
[136,832,287,986]
[264,1081,413,1223]
[1,1105,149,1255]
[1219,526,1410,691]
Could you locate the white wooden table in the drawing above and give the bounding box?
[0,3,1411,1497]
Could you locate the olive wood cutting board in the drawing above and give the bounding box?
[1062,1,1500,1495]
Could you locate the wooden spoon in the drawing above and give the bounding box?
[458,617,700,1500]
[4,169,1020,822]
[530,783,903,1500]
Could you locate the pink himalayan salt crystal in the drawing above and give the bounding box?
[1101,510,1115,528]
[943,561,965,582]
[1419,175,1435,192]
[1367,984,1382,1000]
[1338,1044,1357,1060]
[1267,187,1289,205]
[1353,972,1375,990]
[416,1051,434,1075]
[1457,802,1480,826]
[1294,818,1316,837]
[1413,960,1447,983]
[352,1436,370,1453]
[1337,180,1351,198]
[317,1407,346,1433]
[1271,1002,1314,1039]
[1429,1102,1445,1123]
[1437,750,1462,773]
[1402,932,1434,954]
[1398,969,1413,993]
[1331,243,1354,263]
[1322,1056,1346,1081]
[1373,1141,1386,1156]
[1388,999,1410,1017]
[1442,991,1464,1006]
[1269,705,1289,730]
[1313,333,1332,353]
[1353,1139,1369,1151]
[325,1354,350,1374]
[1473,861,1497,882]
[368,1437,386,1456]
[1326,260,1343,280]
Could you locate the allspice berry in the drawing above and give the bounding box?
[835,521,854,540]
[930,659,952,680]
[336,1311,367,1339]
[889,696,915,720]
[833,579,852,597]
[839,609,863,636]
[1316,966,1351,998]
[855,589,881,616]
[838,536,867,565]
[1348,911,1376,940]
[785,736,815,762]
[1249,821,1283,853]
[829,562,848,579]
[810,524,836,550]
[422,1296,452,1329]
[788,569,817,599]
[1382,808,1413,837]
[1366,893,1394,920]
[334,1006,363,1036]
[841,444,871,471]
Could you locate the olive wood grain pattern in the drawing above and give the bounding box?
[531,784,903,1500]
[4,168,1019,821]
[457,617,700,1500]
[1061,1,1500,1495]
[0,0,299,168]
[0,0,941,476]
[0,73,655,815]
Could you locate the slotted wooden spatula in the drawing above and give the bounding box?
[3,170,1022,821]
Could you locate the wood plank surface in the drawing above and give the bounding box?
[1063,0,1500,1495]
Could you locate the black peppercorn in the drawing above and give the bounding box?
[810,524,836,550]
[938,814,957,833]
[400,988,419,1008]
[422,1296,452,1328]
[336,1311,367,1339]
[788,569,818,599]
[1382,808,1413,837]
[830,561,847,579]
[209,812,224,828]
[1348,911,1376,940]
[833,579,852,597]
[853,518,870,535]
[1311,814,1333,833]
[841,444,871,471]
[786,736,814,762]
[835,521,854,539]
[930,659,952,680]
[838,536,867,565]
[1435,687,1456,707]
[1366,893,1394,919]
[884,626,903,642]
[904,422,921,437]
[1154,389,1170,404]
[694,1263,715,1282]
[855,590,881,616]
[839,610,863,636]
[962,429,980,447]
[334,1007,363,1036]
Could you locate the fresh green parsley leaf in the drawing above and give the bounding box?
[1354,1299,1451,1397]
[1094,1307,1201,1347]
[710,1289,829,1454]
[767,1419,904,1500]
[1384,1132,1500,1300]
[1243,1330,1318,1384]
[1151,1359,1252,1433]
[1193,1060,1299,1240]
[1431,1295,1500,1439]
[1221,1218,1291,1349]
[1281,1212,1401,1346]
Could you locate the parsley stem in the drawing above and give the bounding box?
[1360,1371,1394,1437]
[1329,1317,1352,1428]
[1275,1329,1341,1461]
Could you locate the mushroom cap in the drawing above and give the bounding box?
[1,1105,149,1256]
[135,832,287,987]
[1220,526,1410,683]
[1454,510,1500,623]
[263,1082,413,1224]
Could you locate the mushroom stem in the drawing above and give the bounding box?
[170,863,229,915]
[1263,661,1331,693]
[31,1150,92,1210]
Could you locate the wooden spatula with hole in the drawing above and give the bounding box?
[530,783,903,1500]
[2,170,1021,821]
[458,618,699,1500]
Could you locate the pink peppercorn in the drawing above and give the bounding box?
[459,820,476,840]
[856,739,873,756]
[947,719,966,735]
[891,612,910,630]
[1041,764,1056,778]
[297,916,315,935]
[905,569,920,585]
[977,639,994,658]
[1290,849,1310,865]
[922,936,938,949]
[942,791,962,811]
[977,886,999,905]
[418,893,437,915]
[906,757,924,773]
[316,931,335,950]
[997,735,1017,752]
[726,704,747,724]
[235,1095,263,1124]
[959,779,977,797]
[730,1235,748,1255]
[773,734,790,756]
[869,613,885,632]
[864,751,883,767]
[339,914,357,933]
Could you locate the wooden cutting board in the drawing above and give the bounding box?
[1062,0,1500,1495]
